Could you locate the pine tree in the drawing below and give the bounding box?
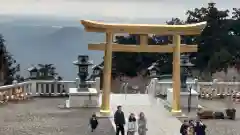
[0,34,21,85]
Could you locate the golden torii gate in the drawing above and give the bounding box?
[81,20,207,115]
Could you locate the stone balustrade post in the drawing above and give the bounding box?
[213,79,218,96]
[194,78,199,93]
[95,77,101,94]
[147,79,152,94]
[150,78,158,96]
[30,80,37,97]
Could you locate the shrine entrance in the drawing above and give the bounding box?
[81,20,206,115]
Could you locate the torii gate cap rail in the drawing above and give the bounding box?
[81,20,207,35]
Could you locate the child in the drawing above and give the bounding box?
[127,113,137,135]
[89,113,98,132]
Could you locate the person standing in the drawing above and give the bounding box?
[194,120,207,135]
[114,105,126,135]
[89,113,98,132]
[127,113,137,135]
[180,120,189,135]
[187,120,195,135]
[138,112,147,135]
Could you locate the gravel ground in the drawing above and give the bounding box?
[0,98,115,135]
[180,99,240,135]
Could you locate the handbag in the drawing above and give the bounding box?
[128,122,137,131]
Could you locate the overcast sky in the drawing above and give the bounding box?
[0,0,239,19]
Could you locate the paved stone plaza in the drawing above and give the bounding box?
[0,98,115,135]
[1,95,240,135]
[181,99,240,135]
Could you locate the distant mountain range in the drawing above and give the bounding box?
[0,15,169,80]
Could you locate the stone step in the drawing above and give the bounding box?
[110,94,182,135]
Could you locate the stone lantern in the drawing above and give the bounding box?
[92,64,103,79]
[147,63,159,78]
[73,55,93,91]
[27,66,38,79]
[180,54,194,92]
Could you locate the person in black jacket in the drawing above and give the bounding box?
[180,120,189,135]
[194,120,206,135]
[114,105,126,135]
[89,113,98,132]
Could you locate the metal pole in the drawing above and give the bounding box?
[188,85,192,113]
[124,83,128,99]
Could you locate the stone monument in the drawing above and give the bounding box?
[66,55,100,108]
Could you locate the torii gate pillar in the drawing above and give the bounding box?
[100,33,113,114]
[172,34,181,113]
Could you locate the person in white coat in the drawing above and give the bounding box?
[127,113,137,135]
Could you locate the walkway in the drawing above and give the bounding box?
[0,98,115,135]
[108,94,182,135]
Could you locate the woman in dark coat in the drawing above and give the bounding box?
[194,120,206,135]
[180,120,189,135]
[89,113,98,132]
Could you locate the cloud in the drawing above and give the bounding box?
[0,0,238,19]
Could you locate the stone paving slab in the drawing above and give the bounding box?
[179,99,240,135]
[109,94,182,135]
[0,98,115,135]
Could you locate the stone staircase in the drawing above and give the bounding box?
[109,94,182,135]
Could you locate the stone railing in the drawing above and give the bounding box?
[0,81,32,103]
[0,79,97,104]
[146,78,240,98]
[33,80,96,96]
[198,82,240,97]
